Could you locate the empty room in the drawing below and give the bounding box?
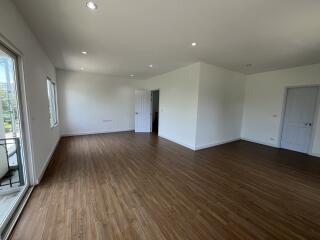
[0,0,320,239]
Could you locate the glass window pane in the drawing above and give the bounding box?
[46,79,57,127]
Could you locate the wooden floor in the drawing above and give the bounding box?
[10,132,320,239]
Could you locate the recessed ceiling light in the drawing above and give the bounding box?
[81,51,88,55]
[149,64,153,68]
[86,1,97,10]
[191,42,197,46]
[130,74,135,77]
[80,67,84,71]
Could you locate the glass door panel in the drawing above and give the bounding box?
[0,44,29,237]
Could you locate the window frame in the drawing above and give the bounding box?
[46,77,58,128]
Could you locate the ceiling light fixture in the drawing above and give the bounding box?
[80,67,84,71]
[86,1,98,10]
[191,42,197,46]
[81,51,88,55]
[149,64,153,68]
[130,74,135,77]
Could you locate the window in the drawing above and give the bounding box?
[46,78,58,127]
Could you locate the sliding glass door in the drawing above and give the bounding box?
[0,43,29,238]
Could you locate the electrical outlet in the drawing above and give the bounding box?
[270,137,275,141]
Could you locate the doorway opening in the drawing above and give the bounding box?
[151,90,159,134]
[280,86,319,154]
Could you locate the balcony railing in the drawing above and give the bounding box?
[0,138,24,188]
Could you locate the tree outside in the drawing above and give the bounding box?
[0,59,20,135]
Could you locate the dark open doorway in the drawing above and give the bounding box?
[151,90,159,134]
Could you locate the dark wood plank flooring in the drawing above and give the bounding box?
[10,132,320,239]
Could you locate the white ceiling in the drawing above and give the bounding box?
[13,0,320,79]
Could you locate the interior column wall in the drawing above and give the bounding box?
[135,63,200,149]
[195,63,246,150]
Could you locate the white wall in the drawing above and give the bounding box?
[0,0,60,184]
[57,70,135,136]
[56,60,320,157]
[195,63,246,150]
[241,64,320,156]
[136,63,200,149]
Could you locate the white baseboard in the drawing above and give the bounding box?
[241,137,320,158]
[195,138,240,151]
[240,137,279,148]
[36,137,61,184]
[158,134,196,150]
[310,152,320,158]
[62,128,134,137]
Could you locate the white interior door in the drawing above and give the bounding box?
[281,87,318,153]
[135,90,151,133]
